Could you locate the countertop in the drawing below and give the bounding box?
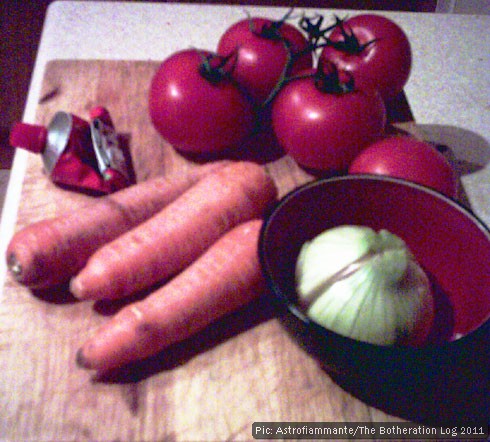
[0,2,489,440]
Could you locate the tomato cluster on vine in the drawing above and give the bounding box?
[148,10,457,196]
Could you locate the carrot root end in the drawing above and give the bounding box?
[69,277,84,300]
[7,253,22,278]
[75,347,92,370]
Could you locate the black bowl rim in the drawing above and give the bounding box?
[259,174,490,352]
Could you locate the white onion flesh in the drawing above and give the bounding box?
[296,226,434,346]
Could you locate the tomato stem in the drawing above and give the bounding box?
[298,13,339,49]
[198,51,235,85]
[259,12,359,108]
[322,15,377,54]
[247,8,295,40]
[314,61,355,94]
[260,37,294,108]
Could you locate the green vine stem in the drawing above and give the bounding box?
[259,13,357,109]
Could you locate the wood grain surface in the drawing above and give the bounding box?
[1,60,473,441]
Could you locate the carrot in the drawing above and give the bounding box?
[70,161,277,300]
[6,161,230,288]
[76,219,265,371]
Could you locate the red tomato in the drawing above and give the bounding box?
[217,17,313,105]
[271,69,386,172]
[149,49,255,154]
[320,14,412,101]
[349,136,458,198]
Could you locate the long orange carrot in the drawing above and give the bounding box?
[70,162,277,301]
[6,161,230,288]
[76,219,264,371]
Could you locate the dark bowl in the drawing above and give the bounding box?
[259,175,490,423]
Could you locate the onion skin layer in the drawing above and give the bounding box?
[296,226,434,347]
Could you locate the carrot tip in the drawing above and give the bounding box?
[69,277,85,300]
[75,347,92,370]
[7,253,22,278]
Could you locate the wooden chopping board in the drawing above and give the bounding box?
[0,60,439,441]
